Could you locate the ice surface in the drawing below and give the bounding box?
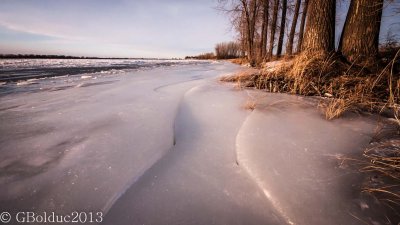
[0,58,199,70]
[0,60,395,224]
[236,92,393,225]
[0,58,208,82]
[0,62,230,214]
[103,82,286,225]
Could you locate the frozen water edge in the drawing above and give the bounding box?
[0,62,238,216]
[0,61,395,224]
[103,82,287,225]
[236,92,395,225]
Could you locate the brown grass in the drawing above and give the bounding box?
[222,50,400,120]
[319,98,355,120]
[361,124,400,210]
[228,58,248,65]
[243,100,256,111]
[219,69,260,89]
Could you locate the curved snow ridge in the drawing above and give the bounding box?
[103,67,228,215]
[103,83,206,214]
[236,110,296,225]
[103,83,291,225]
[102,152,167,213]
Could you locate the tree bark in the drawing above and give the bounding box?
[268,0,280,59]
[239,11,247,58]
[241,0,259,66]
[338,0,383,64]
[286,0,301,55]
[259,0,269,59]
[277,0,287,57]
[302,0,336,57]
[296,0,309,53]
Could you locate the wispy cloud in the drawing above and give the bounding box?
[0,0,234,57]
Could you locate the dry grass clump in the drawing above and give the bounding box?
[243,100,256,111]
[320,98,355,120]
[361,122,400,209]
[363,141,400,180]
[228,58,248,65]
[219,69,261,89]
[222,50,400,120]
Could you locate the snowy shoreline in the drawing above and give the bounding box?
[0,59,208,82]
[0,61,397,224]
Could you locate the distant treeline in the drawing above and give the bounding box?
[185,52,216,60]
[215,42,242,59]
[0,54,180,60]
[185,41,242,60]
[0,54,106,59]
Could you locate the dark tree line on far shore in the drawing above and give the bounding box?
[0,54,179,60]
[0,54,103,59]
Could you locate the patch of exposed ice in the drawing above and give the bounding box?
[0,62,243,221]
[80,75,92,79]
[16,80,38,86]
[235,92,390,225]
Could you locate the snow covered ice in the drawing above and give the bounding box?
[0,60,395,224]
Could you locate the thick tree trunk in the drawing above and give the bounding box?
[268,0,280,59]
[339,0,383,64]
[276,0,287,57]
[286,0,301,55]
[259,0,269,59]
[296,0,309,53]
[302,0,336,57]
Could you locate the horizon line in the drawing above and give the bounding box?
[0,53,184,60]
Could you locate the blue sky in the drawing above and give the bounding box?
[0,0,398,58]
[0,0,235,58]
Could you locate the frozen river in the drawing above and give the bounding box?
[0,60,396,224]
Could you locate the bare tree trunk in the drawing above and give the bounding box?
[296,0,309,53]
[339,0,383,64]
[276,0,287,57]
[259,0,269,59]
[242,0,253,63]
[286,0,301,55]
[250,0,259,59]
[302,0,336,57]
[240,11,247,58]
[268,0,280,59]
[241,33,246,58]
[241,0,259,66]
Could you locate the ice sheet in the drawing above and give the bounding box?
[236,92,393,225]
[103,83,286,225]
[0,61,395,225]
[0,62,237,217]
[0,58,208,82]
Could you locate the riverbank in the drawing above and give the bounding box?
[0,61,398,224]
[222,58,400,224]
